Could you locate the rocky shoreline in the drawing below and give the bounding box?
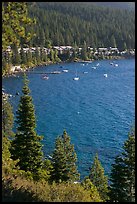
[2,55,134,78]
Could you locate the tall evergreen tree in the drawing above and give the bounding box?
[35,46,40,64]
[51,130,80,183]
[20,47,27,64]
[89,153,109,201]
[110,35,117,48]
[12,44,21,65]
[81,41,88,60]
[26,50,33,65]
[2,96,17,176]
[109,128,135,202]
[49,49,54,62]
[10,74,43,174]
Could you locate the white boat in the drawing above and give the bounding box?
[83,71,88,74]
[73,77,79,80]
[115,64,118,67]
[92,66,96,69]
[96,63,100,66]
[42,75,49,80]
[51,71,61,74]
[104,74,108,77]
[73,70,79,80]
[62,69,69,72]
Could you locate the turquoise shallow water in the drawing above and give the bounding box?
[2,58,135,180]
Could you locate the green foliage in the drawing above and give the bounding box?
[20,47,27,64]
[26,50,33,65]
[2,2,34,50]
[89,153,109,201]
[2,97,14,138]
[81,41,88,60]
[109,128,135,202]
[81,177,103,201]
[28,2,134,49]
[49,49,54,62]
[33,159,53,182]
[2,173,102,202]
[10,74,43,174]
[11,44,21,65]
[2,136,17,174]
[51,130,80,183]
[35,46,40,64]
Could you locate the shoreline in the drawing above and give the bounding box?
[2,55,134,78]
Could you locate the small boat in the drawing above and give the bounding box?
[73,77,79,80]
[104,74,108,77]
[92,66,96,69]
[42,75,49,80]
[83,71,88,74]
[62,69,69,72]
[51,71,61,74]
[73,70,79,80]
[96,63,100,66]
[115,64,118,67]
[110,62,113,65]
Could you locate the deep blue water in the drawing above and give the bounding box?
[2,58,135,180]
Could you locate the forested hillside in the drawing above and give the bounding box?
[26,2,135,49]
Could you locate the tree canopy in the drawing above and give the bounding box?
[10,74,43,174]
[109,128,135,202]
[2,2,34,50]
[26,2,135,49]
[51,130,80,183]
[89,153,109,201]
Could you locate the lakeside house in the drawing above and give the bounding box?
[11,65,22,72]
[3,45,135,59]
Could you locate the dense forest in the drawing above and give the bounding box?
[2,2,135,76]
[25,2,135,49]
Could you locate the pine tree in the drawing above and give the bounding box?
[20,47,27,64]
[89,153,109,201]
[2,2,34,50]
[110,35,117,47]
[26,50,33,65]
[109,128,135,202]
[81,41,88,61]
[49,49,55,62]
[2,96,18,177]
[2,96,14,138]
[51,130,80,183]
[123,42,127,51]
[35,46,40,64]
[81,177,102,202]
[10,74,43,174]
[39,30,45,46]
[12,44,21,65]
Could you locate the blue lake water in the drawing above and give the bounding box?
[2,58,135,180]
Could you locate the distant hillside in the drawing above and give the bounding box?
[26,2,135,49]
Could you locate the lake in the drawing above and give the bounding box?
[2,58,135,180]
